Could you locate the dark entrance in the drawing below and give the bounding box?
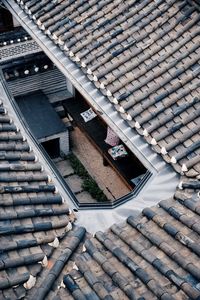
[41,138,60,159]
[0,8,14,33]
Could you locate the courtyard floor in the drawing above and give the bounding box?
[54,126,131,203]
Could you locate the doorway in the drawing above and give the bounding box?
[41,138,60,159]
[0,8,14,33]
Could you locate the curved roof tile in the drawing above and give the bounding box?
[8,0,200,177]
[0,1,200,299]
[0,80,76,299]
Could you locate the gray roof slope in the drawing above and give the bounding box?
[9,0,200,177]
[0,79,77,299]
[20,177,200,300]
[0,0,200,299]
[16,91,66,139]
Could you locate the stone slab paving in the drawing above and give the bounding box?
[56,159,74,177]
[55,158,102,203]
[64,174,83,194]
[76,191,97,204]
[71,127,131,200]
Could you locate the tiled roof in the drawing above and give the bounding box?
[0,97,199,300]
[0,1,200,299]
[9,0,200,177]
[17,177,199,300]
[0,81,78,299]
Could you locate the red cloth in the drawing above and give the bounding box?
[104,127,119,146]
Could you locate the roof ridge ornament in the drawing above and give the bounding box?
[161,147,167,155]
[93,75,98,81]
[47,175,52,183]
[111,97,118,104]
[74,56,80,62]
[87,68,92,75]
[69,51,74,57]
[118,106,125,113]
[64,44,69,51]
[106,90,112,97]
[72,262,79,270]
[40,255,48,267]
[48,237,60,248]
[52,33,58,41]
[81,61,86,68]
[135,121,141,129]
[170,156,177,164]
[66,222,72,232]
[40,24,45,31]
[126,114,132,121]
[58,38,64,46]
[181,164,188,172]
[54,186,58,194]
[150,138,157,145]
[23,275,36,290]
[36,20,42,26]
[100,82,105,89]
[143,129,149,137]
[58,280,65,289]
[178,181,183,189]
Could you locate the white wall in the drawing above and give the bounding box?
[12,16,20,27]
[59,131,70,156]
[66,77,74,96]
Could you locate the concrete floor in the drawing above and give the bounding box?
[70,127,131,201]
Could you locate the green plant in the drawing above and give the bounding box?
[67,153,88,178]
[66,153,108,202]
[82,177,108,202]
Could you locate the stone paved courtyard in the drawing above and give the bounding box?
[54,126,131,203]
[54,157,98,204]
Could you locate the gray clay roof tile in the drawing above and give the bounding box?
[0,0,200,299]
